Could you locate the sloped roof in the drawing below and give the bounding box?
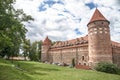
[51,35,120,49]
[51,35,88,48]
[111,41,120,47]
[88,8,109,25]
[43,36,51,45]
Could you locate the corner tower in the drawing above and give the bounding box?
[87,8,112,67]
[41,36,51,62]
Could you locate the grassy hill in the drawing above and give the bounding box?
[0,58,120,80]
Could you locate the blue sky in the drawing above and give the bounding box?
[15,0,120,42]
[85,2,96,9]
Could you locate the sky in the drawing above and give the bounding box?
[14,0,120,43]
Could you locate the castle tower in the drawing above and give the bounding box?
[87,8,113,67]
[41,36,51,62]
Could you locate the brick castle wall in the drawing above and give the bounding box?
[41,9,120,68]
[112,47,120,67]
[48,44,89,66]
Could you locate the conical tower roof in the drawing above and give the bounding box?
[43,36,51,45]
[87,8,109,25]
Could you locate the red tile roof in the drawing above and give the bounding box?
[51,35,120,49]
[111,41,120,47]
[51,35,88,48]
[87,8,109,25]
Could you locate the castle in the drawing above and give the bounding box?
[41,8,120,68]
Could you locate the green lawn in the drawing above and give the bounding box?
[0,58,120,80]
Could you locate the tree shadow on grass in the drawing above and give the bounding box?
[33,66,60,71]
[29,71,48,75]
[0,64,33,80]
[14,61,60,72]
[14,65,49,76]
[11,61,60,76]
[22,66,60,76]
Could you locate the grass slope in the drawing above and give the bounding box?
[0,58,120,80]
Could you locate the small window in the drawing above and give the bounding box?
[94,28,97,30]
[94,31,97,34]
[90,29,92,31]
[90,33,93,35]
[82,56,84,61]
[84,63,86,65]
[100,31,103,33]
[104,28,107,30]
[105,31,108,34]
[99,28,102,30]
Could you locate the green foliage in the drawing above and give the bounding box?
[0,58,120,80]
[37,41,42,60]
[22,40,42,61]
[22,39,31,60]
[95,62,119,74]
[0,0,33,58]
[52,41,56,45]
[28,41,42,61]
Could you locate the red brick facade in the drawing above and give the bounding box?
[41,9,120,68]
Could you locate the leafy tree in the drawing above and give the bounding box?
[37,40,42,60]
[29,41,38,61]
[28,41,42,61]
[22,39,31,60]
[0,0,33,58]
[52,41,56,45]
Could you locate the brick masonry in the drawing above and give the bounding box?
[41,9,120,68]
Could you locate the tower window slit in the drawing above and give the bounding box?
[82,56,84,61]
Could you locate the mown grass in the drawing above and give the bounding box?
[0,58,120,80]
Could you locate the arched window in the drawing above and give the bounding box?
[84,63,86,65]
[101,22,104,24]
[79,63,81,65]
[82,56,84,61]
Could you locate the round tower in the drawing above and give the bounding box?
[87,8,112,67]
[41,36,51,62]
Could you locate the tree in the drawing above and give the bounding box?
[52,41,56,45]
[0,0,34,58]
[29,41,38,61]
[28,41,42,61]
[37,41,42,60]
[22,39,31,60]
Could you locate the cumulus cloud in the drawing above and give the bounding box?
[15,0,120,43]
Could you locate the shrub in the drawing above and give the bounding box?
[95,62,119,74]
[117,69,120,75]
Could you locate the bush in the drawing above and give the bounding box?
[95,62,119,74]
[117,69,120,75]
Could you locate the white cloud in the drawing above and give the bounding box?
[15,0,120,43]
